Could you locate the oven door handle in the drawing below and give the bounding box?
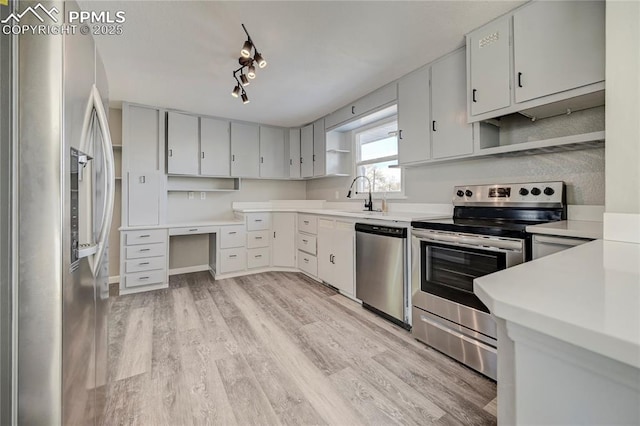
[419,314,497,352]
[413,230,522,252]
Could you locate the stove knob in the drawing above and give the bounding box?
[465,190,473,197]
[531,187,541,196]
[519,188,529,196]
[544,187,555,196]
[456,190,464,197]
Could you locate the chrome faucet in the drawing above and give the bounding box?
[347,175,373,211]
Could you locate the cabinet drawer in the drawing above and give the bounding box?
[125,243,166,259]
[298,251,318,277]
[247,230,270,249]
[125,229,166,245]
[219,225,246,248]
[247,247,270,269]
[124,270,165,289]
[247,213,271,231]
[125,257,166,273]
[297,233,317,255]
[298,214,318,235]
[169,225,219,236]
[219,248,246,274]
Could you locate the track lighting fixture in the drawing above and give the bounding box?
[231,24,267,103]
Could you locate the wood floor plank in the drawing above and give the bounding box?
[484,397,498,417]
[216,354,281,426]
[107,295,134,382]
[172,286,201,331]
[194,296,240,360]
[114,306,153,381]
[221,278,364,426]
[101,373,146,426]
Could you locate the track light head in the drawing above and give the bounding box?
[254,52,267,68]
[241,40,252,58]
[240,74,249,86]
[247,64,256,79]
[241,93,250,104]
[231,85,240,98]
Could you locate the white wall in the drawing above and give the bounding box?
[306,148,605,206]
[604,0,640,242]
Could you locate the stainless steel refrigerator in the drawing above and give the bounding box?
[1,1,115,424]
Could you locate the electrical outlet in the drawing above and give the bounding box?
[200,192,206,200]
[188,192,194,200]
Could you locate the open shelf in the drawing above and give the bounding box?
[167,175,241,192]
[111,145,123,150]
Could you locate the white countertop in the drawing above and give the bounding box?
[526,220,603,239]
[234,208,449,222]
[475,239,640,369]
[120,219,243,231]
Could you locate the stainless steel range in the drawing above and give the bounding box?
[410,181,565,380]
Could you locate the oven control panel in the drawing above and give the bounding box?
[453,181,564,206]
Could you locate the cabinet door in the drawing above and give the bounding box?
[125,105,161,171]
[300,124,314,178]
[398,67,431,164]
[289,128,301,179]
[259,126,286,178]
[312,118,326,177]
[316,218,334,284]
[355,83,397,117]
[167,112,199,175]
[325,104,355,129]
[331,221,355,296]
[431,50,473,159]
[128,172,160,226]
[230,122,260,178]
[469,17,511,116]
[200,117,230,176]
[513,1,604,103]
[272,213,296,268]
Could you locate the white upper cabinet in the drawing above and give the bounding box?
[398,66,431,165]
[312,118,326,177]
[200,117,230,176]
[167,112,199,175]
[289,128,301,179]
[513,0,605,103]
[125,104,162,172]
[230,122,260,178]
[325,83,397,129]
[431,49,473,159]
[259,126,287,179]
[468,17,511,117]
[300,124,314,178]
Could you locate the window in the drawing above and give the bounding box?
[354,117,402,196]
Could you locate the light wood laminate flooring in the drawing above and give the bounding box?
[105,271,497,425]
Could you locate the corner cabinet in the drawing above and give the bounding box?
[317,218,355,297]
[231,122,260,178]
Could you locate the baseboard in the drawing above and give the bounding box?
[603,212,640,243]
[108,275,120,284]
[169,264,210,276]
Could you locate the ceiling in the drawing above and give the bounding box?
[80,1,524,127]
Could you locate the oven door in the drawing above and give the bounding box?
[411,229,525,337]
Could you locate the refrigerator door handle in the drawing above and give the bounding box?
[80,84,115,276]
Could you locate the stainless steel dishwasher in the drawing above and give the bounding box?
[355,223,408,328]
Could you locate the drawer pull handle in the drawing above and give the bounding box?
[139,276,150,280]
[139,262,150,265]
[255,255,262,258]
[302,239,308,243]
[304,258,309,263]
[229,255,237,258]
[255,219,263,222]
[139,248,151,252]
[255,236,262,240]
[139,234,150,238]
[228,231,237,235]
[189,228,198,232]
[304,220,309,224]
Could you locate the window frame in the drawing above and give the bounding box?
[352,115,405,199]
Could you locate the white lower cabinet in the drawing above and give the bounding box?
[120,228,168,294]
[220,225,245,248]
[219,247,246,274]
[247,230,270,249]
[298,251,318,277]
[272,213,296,268]
[317,218,355,296]
[247,247,270,269]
